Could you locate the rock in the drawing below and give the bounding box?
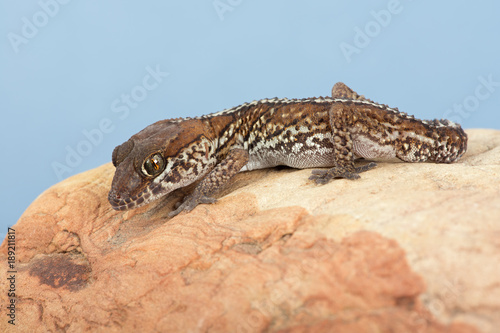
[2,129,499,332]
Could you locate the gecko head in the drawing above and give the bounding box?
[108,119,214,211]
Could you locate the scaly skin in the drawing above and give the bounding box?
[108,82,467,216]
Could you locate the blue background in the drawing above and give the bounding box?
[1,1,499,239]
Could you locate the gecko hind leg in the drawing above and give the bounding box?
[309,100,377,185]
[309,162,377,185]
[331,82,373,102]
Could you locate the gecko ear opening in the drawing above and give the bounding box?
[112,140,135,167]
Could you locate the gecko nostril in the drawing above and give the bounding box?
[108,191,121,201]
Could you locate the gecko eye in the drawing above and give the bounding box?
[142,153,166,177]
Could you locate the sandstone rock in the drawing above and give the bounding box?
[2,129,498,332]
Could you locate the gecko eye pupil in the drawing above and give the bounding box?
[143,153,166,177]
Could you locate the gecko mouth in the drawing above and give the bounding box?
[108,183,163,211]
[108,190,151,211]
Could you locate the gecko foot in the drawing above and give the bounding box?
[309,162,377,185]
[168,193,218,218]
[355,162,377,173]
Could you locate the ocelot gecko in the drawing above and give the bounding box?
[108,82,467,216]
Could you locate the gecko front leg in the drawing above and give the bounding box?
[309,103,377,184]
[169,148,249,217]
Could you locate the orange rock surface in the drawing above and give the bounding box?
[2,129,499,332]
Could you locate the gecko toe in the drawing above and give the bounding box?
[309,166,365,183]
[355,162,377,173]
[309,170,334,184]
[168,194,218,217]
[198,196,217,205]
[313,177,331,185]
[311,169,329,176]
[168,206,183,218]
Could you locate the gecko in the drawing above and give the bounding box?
[108,82,467,217]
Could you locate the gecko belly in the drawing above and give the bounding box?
[352,135,396,159]
[241,146,336,171]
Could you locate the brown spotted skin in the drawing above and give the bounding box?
[108,82,467,216]
[168,148,249,217]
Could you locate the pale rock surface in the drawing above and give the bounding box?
[1,129,498,332]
